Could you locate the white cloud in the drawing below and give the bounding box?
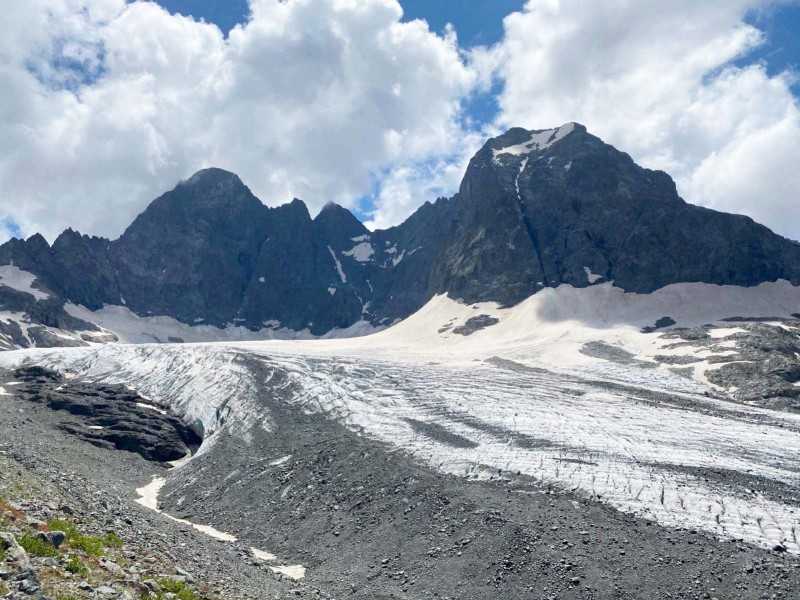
[484,0,800,240]
[364,128,485,230]
[2,0,799,244]
[0,0,476,241]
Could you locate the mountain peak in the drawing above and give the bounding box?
[314,201,368,241]
[489,122,585,160]
[181,167,244,189]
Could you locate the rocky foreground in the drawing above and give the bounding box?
[0,368,330,600]
[2,362,800,599]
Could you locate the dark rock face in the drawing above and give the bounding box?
[430,123,800,306]
[9,367,201,462]
[452,314,500,336]
[2,125,799,342]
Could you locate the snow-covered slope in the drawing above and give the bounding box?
[2,281,800,554]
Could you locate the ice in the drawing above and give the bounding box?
[5,279,800,554]
[328,287,336,296]
[0,264,51,301]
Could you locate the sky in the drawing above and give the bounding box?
[0,0,799,243]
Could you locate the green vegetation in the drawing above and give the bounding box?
[47,518,121,557]
[65,555,89,577]
[71,534,104,557]
[140,578,204,600]
[17,533,58,557]
[103,531,124,549]
[47,519,79,539]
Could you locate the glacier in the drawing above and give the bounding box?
[2,281,800,555]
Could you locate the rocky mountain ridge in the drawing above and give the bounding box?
[2,122,799,347]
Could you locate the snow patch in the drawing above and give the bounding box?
[493,123,576,161]
[583,267,603,284]
[0,264,51,301]
[343,241,375,263]
[251,547,277,561]
[63,303,379,345]
[328,246,347,283]
[135,476,237,542]
[136,402,167,415]
[270,565,306,580]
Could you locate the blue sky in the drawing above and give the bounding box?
[742,4,800,94]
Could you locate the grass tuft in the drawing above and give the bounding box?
[17,533,58,557]
[65,555,89,577]
[47,518,115,557]
[103,531,123,549]
[140,578,204,600]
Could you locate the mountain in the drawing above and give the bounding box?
[1,123,799,348]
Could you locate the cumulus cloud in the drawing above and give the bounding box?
[2,0,799,244]
[0,0,476,241]
[481,0,800,240]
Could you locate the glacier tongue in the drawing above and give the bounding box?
[3,280,800,554]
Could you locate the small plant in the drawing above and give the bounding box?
[71,534,105,557]
[17,533,58,557]
[65,555,89,577]
[156,578,202,600]
[103,531,123,549]
[0,581,8,596]
[47,519,79,539]
[0,545,6,562]
[47,518,107,557]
